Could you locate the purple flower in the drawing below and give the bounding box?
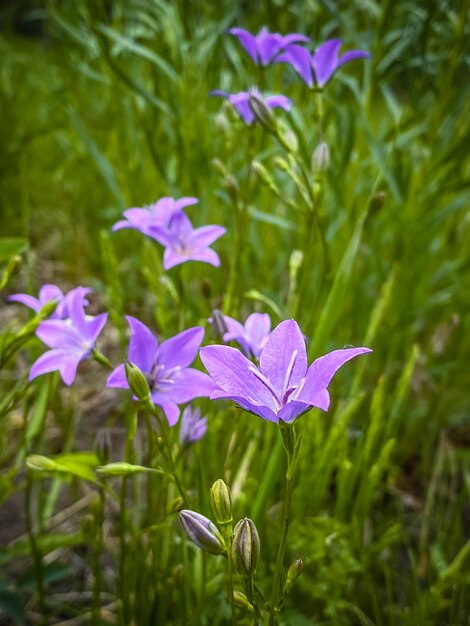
[211,88,292,125]
[221,312,271,360]
[275,38,370,88]
[200,319,372,424]
[179,406,208,446]
[8,285,91,319]
[106,317,216,426]
[112,196,198,239]
[29,290,107,385]
[229,27,309,66]
[156,212,225,269]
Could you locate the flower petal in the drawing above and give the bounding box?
[259,320,307,394]
[126,316,159,373]
[264,95,293,112]
[29,349,66,381]
[189,225,226,248]
[297,347,372,403]
[59,356,81,385]
[152,397,180,426]
[229,28,258,63]
[88,313,108,342]
[274,45,313,87]
[106,363,129,389]
[277,400,312,423]
[312,38,343,87]
[39,284,63,305]
[154,368,216,404]
[163,247,186,269]
[156,327,204,370]
[210,390,278,422]
[8,294,41,312]
[186,248,221,267]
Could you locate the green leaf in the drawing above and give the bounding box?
[0,238,28,261]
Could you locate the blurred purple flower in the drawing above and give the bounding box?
[179,406,208,446]
[8,285,91,319]
[211,88,292,125]
[222,312,271,360]
[112,196,198,239]
[29,290,107,385]
[229,26,309,66]
[157,212,225,269]
[200,319,371,424]
[107,317,216,426]
[275,38,370,88]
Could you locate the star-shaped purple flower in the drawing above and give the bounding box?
[200,320,371,424]
[112,197,198,239]
[275,38,370,88]
[29,290,107,385]
[222,312,271,360]
[211,88,292,125]
[156,212,225,270]
[229,27,309,66]
[179,406,208,446]
[8,285,91,319]
[107,317,216,426]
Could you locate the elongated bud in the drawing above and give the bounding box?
[95,428,112,465]
[251,161,280,194]
[0,255,22,290]
[279,129,299,153]
[233,590,254,613]
[210,479,232,525]
[26,455,58,472]
[311,141,330,174]
[248,93,277,134]
[232,518,260,578]
[96,462,157,476]
[125,360,151,401]
[285,556,306,593]
[179,510,226,555]
[289,250,303,280]
[209,309,228,341]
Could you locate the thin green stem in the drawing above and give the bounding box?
[92,348,114,370]
[25,476,46,624]
[92,486,105,626]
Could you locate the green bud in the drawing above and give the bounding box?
[26,455,58,472]
[96,462,157,476]
[210,479,232,525]
[285,556,306,593]
[0,255,22,290]
[95,428,112,465]
[232,518,260,578]
[248,92,277,134]
[179,510,226,555]
[311,141,330,174]
[233,590,254,613]
[124,360,151,401]
[289,250,303,279]
[279,129,299,153]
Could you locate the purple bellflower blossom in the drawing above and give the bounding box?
[200,319,371,424]
[112,196,198,239]
[8,285,91,320]
[275,38,370,88]
[107,317,216,426]
[155,212,226,270]
[179,405,208,446]
[229,27,309,66]
[222,312,271,360]
[29,290,107,385]
[211,88,292,125]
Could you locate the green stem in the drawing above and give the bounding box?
[92,486,105,626]
[222,526,237,626]
[92,348,114,370]
[25,476,46,623]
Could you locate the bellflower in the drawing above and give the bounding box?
[200,320,371,424]
[29,290,107,385]
[211,88,292,125]
[222,312,271,360]
[275,38,370,88]
[179,406,208,446]
[107,317,216,426]
[112,196,198,239]
[156,212,225,269]
[8,285,91,319]
[229,26,309,66]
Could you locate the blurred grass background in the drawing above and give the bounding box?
[0,0,469,624]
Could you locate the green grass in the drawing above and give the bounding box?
[0,0,469,624]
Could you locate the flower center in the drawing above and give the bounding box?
[248,349,300,410]
[148,362,181,391]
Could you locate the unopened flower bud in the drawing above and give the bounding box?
[232,518,260,578]
[179,510,226,555]
[280,129,299,153]
[209,309,228,341]
[96,462,155,476]
[0,255,22,290]
[210,479,232,525]
[311,141,330,174]
[95,428,112,465]
[125,360,151,401]
[285,556,306,593]
[289,250,303,279]
[26,455,58,472]
[224,174,239,201]
[249,92,277,134]
[251,161,280,194]
[233,590,254,612]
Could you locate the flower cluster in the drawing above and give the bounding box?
[112,196,225,269]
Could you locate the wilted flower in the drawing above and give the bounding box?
[107,317,215,426]
[222,312,271,360]
[211,88,292,125]
[156,212,226,269]
[275,38,370,88]
[200,319,371,423]
[29,290,107,385]
[112,197,198,239]
[9,285,91,320]
[179,510,226,555]
[179,406,208,446]
[232,518,260,578]
[229,26,309,66]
